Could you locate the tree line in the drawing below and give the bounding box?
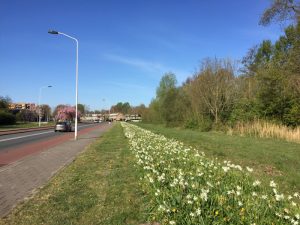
[0,97,87,125]
[142,1,300,130]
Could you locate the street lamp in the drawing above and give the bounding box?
[102,98,110,122]
[48,30,79,140]
[38,85,52,127]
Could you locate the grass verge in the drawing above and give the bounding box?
[137,123,300,194]
[0,123,147,225]
[123,122,300,224]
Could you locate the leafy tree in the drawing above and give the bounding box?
[143,99,162,123]
[77,104,85,115]
[0,96,12,110]
[156,72,177,100]
[0,111,16,125]
[160,87,191,126]
[130,104,147,116]
[110,102,131,114]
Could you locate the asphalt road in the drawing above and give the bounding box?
[0,122,101,152]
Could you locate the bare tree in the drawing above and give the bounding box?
[187,58,237,124]
[260,0,300,26]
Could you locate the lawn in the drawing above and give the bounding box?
[0,123,148,225]
[0,122,55,130]
[137,123,300,194]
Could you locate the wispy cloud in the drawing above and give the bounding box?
[103,53,168,73]
[103,53,190,83]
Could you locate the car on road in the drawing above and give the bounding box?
[54,121,72,132]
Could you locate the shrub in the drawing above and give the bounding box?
[184,118,199,130]
[198,117,213,132]
[0,111,16,125]
[184,116,212,131]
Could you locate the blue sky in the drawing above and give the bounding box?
[0,0,283,110]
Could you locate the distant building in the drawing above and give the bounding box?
[9,103,37,111]
[125,114,142,122]
[81,113,104,122]
[109,113,125,121]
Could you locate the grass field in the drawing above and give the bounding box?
[0,123,148,225]
[137,123,300,194]
[0,122,55,130]
[124,122,300,224]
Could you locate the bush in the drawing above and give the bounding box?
[184,118,199,129]
[16,110,38,122]
[229,99,260,126]
[199,118,213,131]
[184,116,213,131]
[0,111,16,125]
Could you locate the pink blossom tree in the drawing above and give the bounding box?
[55,106,81,121]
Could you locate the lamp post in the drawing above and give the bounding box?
[48,30,79,140]
[38,85,52,127]
[102,98,110,122]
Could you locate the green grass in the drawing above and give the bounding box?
[0,122,55,130]
[137,123,300,194]
[0,123,148,225]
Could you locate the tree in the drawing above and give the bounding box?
[156,72,177,100]
[77,104,85,115]
[54,105,81,121]
[0,96,12,110]
[17,110,38,122]
[130,104,147,116]
[260,0,300,26]
[0,111,16,125]
[110,102,131,114]
[241,23,300,126]
[160,87,191,126]
[39,104,51,121]
[53,104,67,118]
[186,58,236,124]
[121,102,131,114]
[143,99,162,123]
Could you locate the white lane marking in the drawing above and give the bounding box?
[0,124,97,143]
[0,131,53,143]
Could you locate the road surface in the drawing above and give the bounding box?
[0,122,105,166]
[0,122,112,217]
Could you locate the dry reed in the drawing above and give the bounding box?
[227,120,300,143]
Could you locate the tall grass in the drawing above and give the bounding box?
[228,120,300,143]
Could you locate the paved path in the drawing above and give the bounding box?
[0,123,100,165]
[0,123,112,217]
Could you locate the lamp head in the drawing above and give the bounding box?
[48,30,59,35]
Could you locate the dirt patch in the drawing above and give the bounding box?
[264,165,283,176]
